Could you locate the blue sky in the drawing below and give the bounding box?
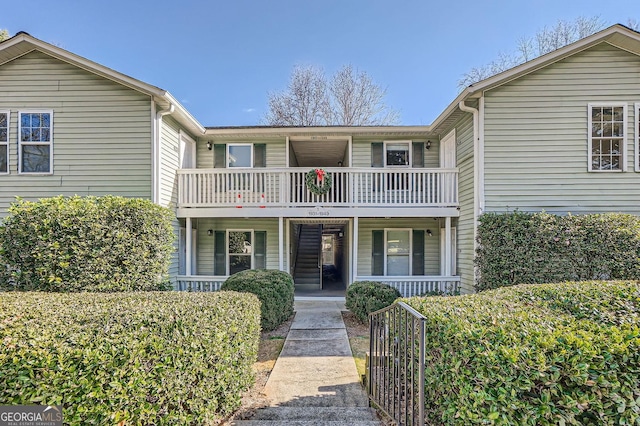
[2,1,638,126]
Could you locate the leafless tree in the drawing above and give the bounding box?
[627,18,640,31]
[0,29,9,42]
[458,16,610,89]
[264,64,399,126]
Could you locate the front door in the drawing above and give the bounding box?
[440,129,456,169]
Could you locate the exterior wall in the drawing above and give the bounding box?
[351,137,440,168]
[194,218,280,275]
[160,116,199,282]
[0,51,153,217]
[483,43,640,215]
[448,113,475,294]
[356,218,441,276]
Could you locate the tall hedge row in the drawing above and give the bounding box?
[0,291,261,425]
[0,195,175,292]
[475,211,640,291]
[404,281,640,425]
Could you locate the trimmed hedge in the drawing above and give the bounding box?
[475,211,640,291]
[0,291,261,425]
[346,281,401,323]
[0,195,175,292]
[221,269,294,331]
[404,281,640,425]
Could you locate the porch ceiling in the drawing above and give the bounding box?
[290,139,347,167]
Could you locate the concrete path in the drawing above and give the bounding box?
[231,299,381,425]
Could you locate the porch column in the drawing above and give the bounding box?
[352,216,359,284]
[285,219,291,273]
[445,216,452,276]
[278,216,284,271]
[185,217,192,276]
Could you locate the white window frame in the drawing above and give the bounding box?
[227,143,253,168]
[227,229,254,275]
[384,228,412,276]
[635,103,640,172]
[0,110,9,175]
[18,109,54,175]
[383,140,412,168]
[587,103,626,172]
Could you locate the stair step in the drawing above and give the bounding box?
[239,407,378,421]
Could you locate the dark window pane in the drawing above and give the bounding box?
[41,128,50,142]
[21,113,30,128]
[386,144,409,166]
[0,128,7,142]
[31,114,40,127]
[229,255,251,275]
[613,107,623,121]
[228,231,252,254]
[591,107,601,120]
[31,129,41,141]
[22,145,50,173]
[0,113,6,127]
[0,145,6,172]
[41,113,50,127]
[21,128,30,142]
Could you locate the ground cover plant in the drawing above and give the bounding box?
[221,269,295,331]
[0,291,261,425]
[403,280,640,425]
[0,195,175,292]
[475,212,640,291]
[346,280,401,323]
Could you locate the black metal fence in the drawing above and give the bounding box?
[368,302,426,425]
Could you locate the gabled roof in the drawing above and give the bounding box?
[430,24,640,134]
[0,31,205,135]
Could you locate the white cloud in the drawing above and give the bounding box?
[243,108,256,113]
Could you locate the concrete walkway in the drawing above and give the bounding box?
[231,299,381,425]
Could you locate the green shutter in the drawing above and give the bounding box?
[254,231,266,269]
[372,230,384,276]
[254,144,266,168]
[214,231,226,275]
[412,230,425,275]
[412,142,424,167]
[371,142,383,167]
[214,144,226,168]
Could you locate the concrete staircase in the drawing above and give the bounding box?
[228,300,382,426]
[293,225,321,288]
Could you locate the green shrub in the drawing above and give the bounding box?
[403,280,640,425]
[0,195,175,292]
[346,281,401,323]
[475,211,640,291]
[221,269,294,331]
[0,291,261,425]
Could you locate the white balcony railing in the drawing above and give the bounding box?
[178,168,458,208]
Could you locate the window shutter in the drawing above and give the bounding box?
[412,230,425,275]
[214,144,226,168]
[372,230,384,275]
[412,142,424,167]
[214,231,226,275]
[371,142,383,167]
[254,231,266,269]
[254,144,266,168]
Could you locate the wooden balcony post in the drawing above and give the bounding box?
[186,216,192,276]
[445,216,452,276]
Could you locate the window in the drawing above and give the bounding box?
[213,229,267,275]
[588,104,626,172]
[228,230,253,275]
[19,111,53,174]
[385,141,411,167]
[0,111,8,173]
[228,144,253,168]
[385,229,411,275]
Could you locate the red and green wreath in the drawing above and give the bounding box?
[305,168,332,196]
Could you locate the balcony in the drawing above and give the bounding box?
[177,167,458,216]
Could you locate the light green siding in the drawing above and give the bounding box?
[194,218,280,275]
[357,218,441,276]
[483,43,640,215]
[0,51,153,217]
[452,114,475,294]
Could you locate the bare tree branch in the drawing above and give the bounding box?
[0,29,9,42]
[264,64,399,126]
